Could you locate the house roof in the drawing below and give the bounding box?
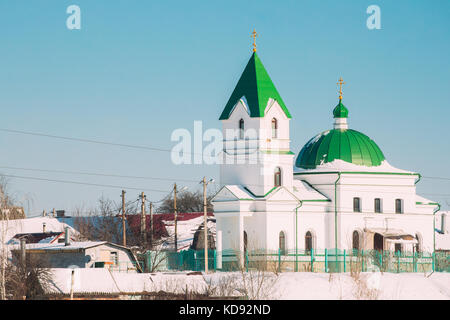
[0,217,77,245]
[14,241,109,252]
[9,231,64,244]
[212,182,329,203]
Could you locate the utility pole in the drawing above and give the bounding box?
[140,192,147,246]
[121,190,126,247]
[149,202,153,249]
[174,183,178,252]
[201,177,209,274]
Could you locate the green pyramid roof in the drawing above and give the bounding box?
[219,52,291,120]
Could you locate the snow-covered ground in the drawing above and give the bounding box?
[269,272,450,300]
[45,268,450,300]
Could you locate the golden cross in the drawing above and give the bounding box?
[337,77,345,100]
[251,29,258,52]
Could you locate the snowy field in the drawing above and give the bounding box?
[46,268,450,300]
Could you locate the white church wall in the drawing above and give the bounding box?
[220,100,293,196]
[338,213,434,252]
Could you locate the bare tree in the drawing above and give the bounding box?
[5,253,53,300]
[157,190,213,213]
[0,177,14,300]
[73,196,139,245]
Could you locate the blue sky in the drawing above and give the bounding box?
[0,0,449,214]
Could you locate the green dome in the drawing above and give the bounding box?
[295,129,385,169]
[333,100,348,118]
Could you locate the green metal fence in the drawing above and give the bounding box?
[139,249,450,273]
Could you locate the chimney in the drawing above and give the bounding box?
[20,238,26,266]
[43,222,47,233]
[64,227,70,246]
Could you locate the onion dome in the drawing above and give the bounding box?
[295,81,385,169]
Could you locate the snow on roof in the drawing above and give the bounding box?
[45,269,207,295]
[10,241,108,252]
[225,185,255,200]
[416,195,437,205]
[292,180,329,201]
[162,215,216,251]
[295,159,413,174]
[0,217,77,245]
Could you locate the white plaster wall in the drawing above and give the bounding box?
[220,99,293,195]
[339,213,434,252]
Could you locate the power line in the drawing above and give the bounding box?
[1,168,448,198]
[0,128,214,158]
[0,128,172,152]
[422,176,450,181]
[0,174,171,193]
[0,165,200,183]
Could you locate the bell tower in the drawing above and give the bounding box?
[219,32,294,195]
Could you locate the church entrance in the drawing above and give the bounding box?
[374,233,384,252]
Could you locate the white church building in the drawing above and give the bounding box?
[212,48,446,268]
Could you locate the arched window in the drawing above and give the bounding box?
[395,199,403,214]
[239,119,244,139]
[274,167,282,187]
[305,231,313,253]
[353,197,361,212]
[271,118,278,138]
[374,198,382,213]
[352,231,360,253]
[279,231,286,255]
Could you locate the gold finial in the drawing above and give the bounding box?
[251,29,258,52]
[337,77,345,100]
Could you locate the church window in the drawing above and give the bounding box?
[374,198,382,213]
[305,231,313,253]
[352,231,360,253]
[353,197,361,212]
[239,119,244,139]
[279,231,286,255]
[395,199,403,214]
[271,118,278,138]
[274,167,282,187]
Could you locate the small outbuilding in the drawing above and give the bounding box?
[12,241,142,273]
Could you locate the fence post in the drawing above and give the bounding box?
[361,250,364,272]
[213,249,217,272]
[245,251,249,272]
[310,248,314,272]
[379,251,383,271]
[325,248,328,273]
[343,249,346,273]
[397,252,400,273]
[278,249,281,273]
[432,252,435,272]
[414,251,417,272]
